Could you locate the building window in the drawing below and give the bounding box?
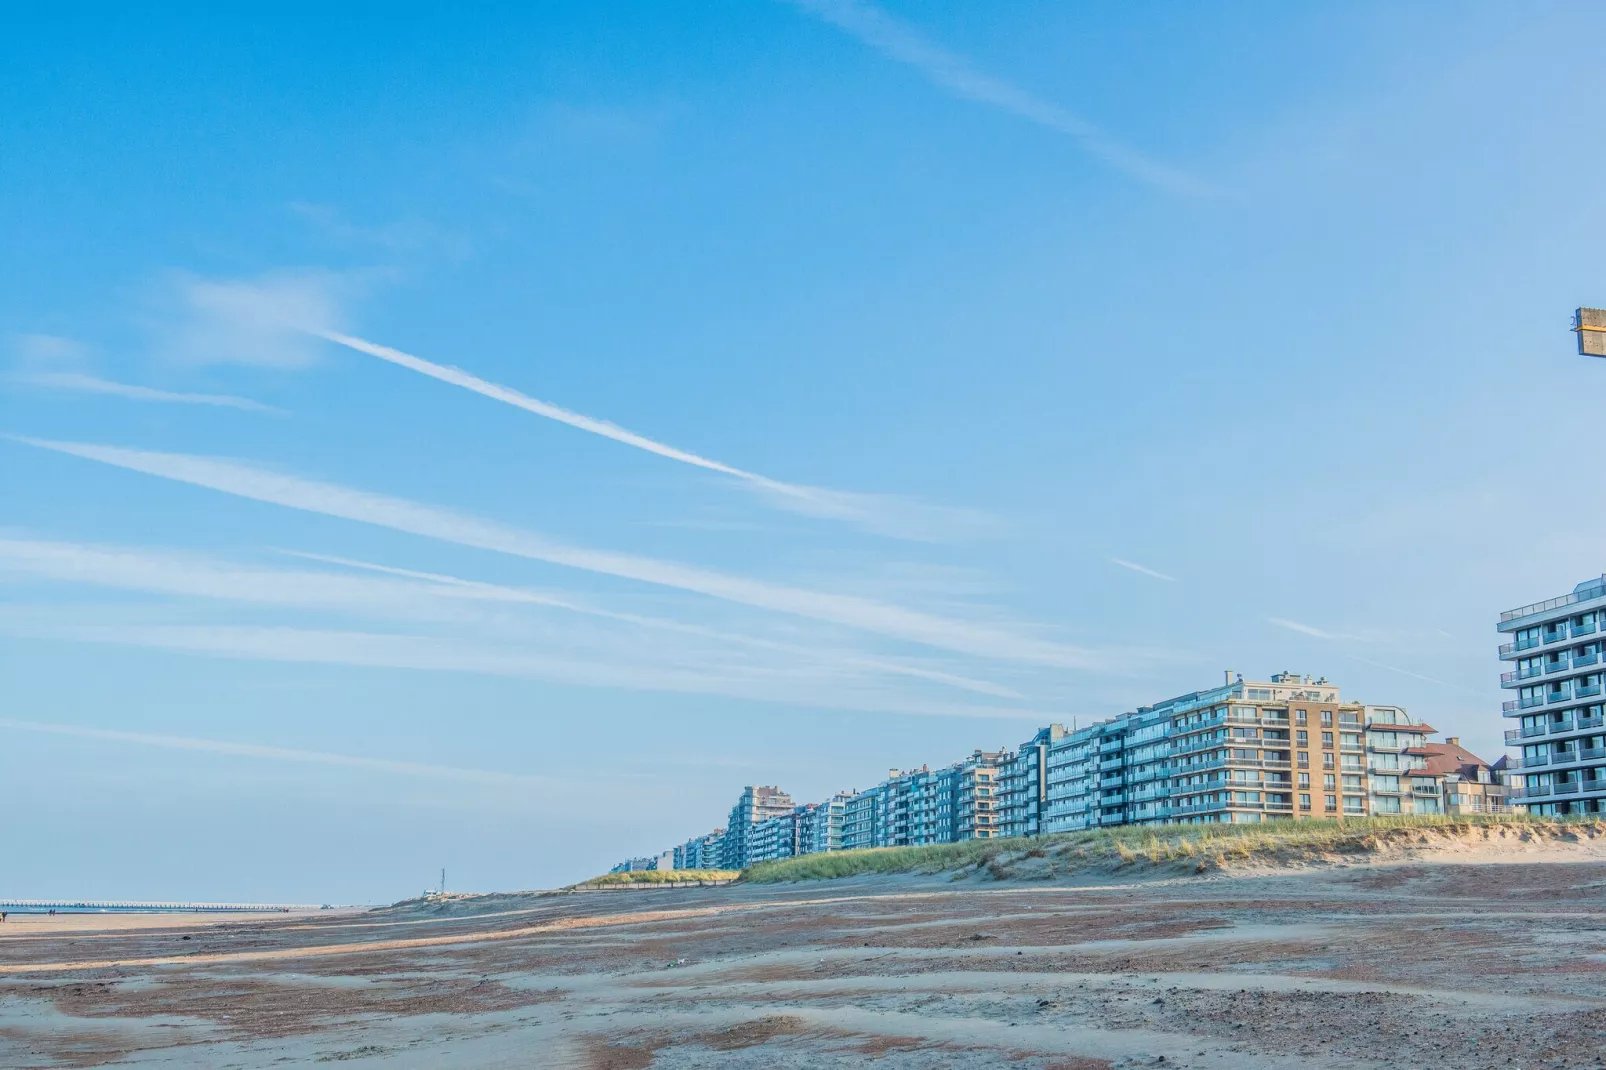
[1295,709,1308,725]
[1298,773,1310,788]
[1323,753,1335,770]
[1300,793,1312,809]
[1321,731,1334,748]
[1323,774,1336,790]
[1325,794,1337,811]
[1321,710,1333,726]
[1297,751,1309,768]
[1296,730,1309,745]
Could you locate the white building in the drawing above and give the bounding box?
[1500,576,1606,815]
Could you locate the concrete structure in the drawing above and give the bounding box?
[674,828,725,870]
[1165,672,1368,824]
[643,671,1462,862]
[842,783,885,851]
[722,786,794,869]
[1499,575,1606,816]
[1043,723,1100,832]
[1363,705,1437,815]
[1422,738,1508,815]
[801,793,852,854]
[999,724,1066,837]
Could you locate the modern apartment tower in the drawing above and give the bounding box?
[722,785,794,869]
[1499,576,1606,815]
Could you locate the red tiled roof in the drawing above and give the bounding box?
[1419,740,1494,777]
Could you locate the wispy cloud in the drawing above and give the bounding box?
[314,330,991,542]
[1110,557,1176,582]
[17,371,277,413]
[156,270,352,369]
[0,611,1051,721]
[1268,616,1335,639]
[788,0,1206,195]
[0,717,552,787]
[6,440,1092,667]
[0,535,1022,699]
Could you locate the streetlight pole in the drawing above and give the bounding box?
[1575,308,1606,358]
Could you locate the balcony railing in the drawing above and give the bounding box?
[1577,683,1603,700]
[1576,652,1601,669]
[1500,580,1606,623]
[1554,782,1581,795]
[1548,690,1572,704]
[1580,712,1606,730]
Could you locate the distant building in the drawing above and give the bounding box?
[842,782,884,851]
[1499,576,1606,816]
[1421,738,1508,814]
[1043,723,1100,832]
[999,724,1066,837]
[674,828,725,870]
[801,793,852,854]
[722,785,794,869]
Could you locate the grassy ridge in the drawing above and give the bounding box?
[742,814,1605,884]
[576,869,740,887]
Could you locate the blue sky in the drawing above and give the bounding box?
[2,2,1603,902]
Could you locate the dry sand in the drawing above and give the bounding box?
[3,846,1606,1068]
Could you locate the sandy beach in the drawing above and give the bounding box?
[2,846,1605,1069]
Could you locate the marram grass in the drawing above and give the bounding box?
[741,813,1606,884]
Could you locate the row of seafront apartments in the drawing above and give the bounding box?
[620,671,1508,875]
[613,574,1606,875]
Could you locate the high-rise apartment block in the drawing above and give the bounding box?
[721,785,794,869]
[1500,576,1606,815]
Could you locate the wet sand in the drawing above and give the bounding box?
[2,858,1604,1068]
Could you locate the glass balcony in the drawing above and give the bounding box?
[1576,683,1603,700]
[1575,620,1599,638]
[1575,652,1600,669]
[1546,660,1572,674]
[1547,690,1572,704]
[1554,781,1581,795]
[1550,717,1576,734]
[1578,711,1605,730]
[1503,700,1520,713]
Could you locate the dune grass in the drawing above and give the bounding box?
[742,813,1605,884]
[575,869,741,887]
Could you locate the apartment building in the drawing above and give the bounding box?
[1500,576,1606,816]
[749,803,816,865]
[639,669,1459,870]
[1363,705,1436,815]
[999,725,1066,837]
[954,751,1004,839]
[1042,723,1099,832]
[721,785,794,869]
[801,793,849,854]
[1167,672,1370,823]
[842,782,884,851]
[672,828,725,870]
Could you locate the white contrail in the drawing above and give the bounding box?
[788,0,1208,195]
[18,372,277,413]
[1267,617,1335,639]
[1109,557,1176,582]
[0,717,548,786]
[313,330,992,542]
[13,437,1094,668]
